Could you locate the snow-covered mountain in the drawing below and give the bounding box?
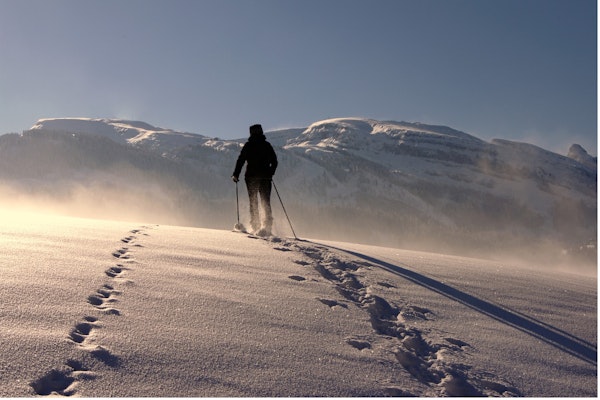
[0,117,595,265]
[30,118,208,151]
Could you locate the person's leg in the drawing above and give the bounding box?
[258,179,273,233]
[246,179,261,232]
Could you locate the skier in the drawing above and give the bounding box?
[232,124,278,236]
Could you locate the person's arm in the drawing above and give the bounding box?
[232,145,248,181]
[268,144,278,176]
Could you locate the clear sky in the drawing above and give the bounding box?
[0,0,596,154]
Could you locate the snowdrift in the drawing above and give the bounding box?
[0,212,595,397]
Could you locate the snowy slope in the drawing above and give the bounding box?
[0,212,595,397]
[275,118,596,259]
[30,117,209,153]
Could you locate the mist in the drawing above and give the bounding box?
[0,175,595,277]
[0,118,595,275]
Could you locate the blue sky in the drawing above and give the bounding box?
[0,0,596,154]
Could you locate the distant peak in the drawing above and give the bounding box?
[568,144,597,170]
[568,143,589,157]
[305,117,375,132]
[300,117,482,143]
[31,118,163,132]
[28,117,208,151]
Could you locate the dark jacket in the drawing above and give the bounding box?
[233,134,278,180]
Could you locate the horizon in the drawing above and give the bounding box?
[22,116,598,156]
[0,0,596,155]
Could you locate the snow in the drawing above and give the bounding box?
[568,143,597,170]
[5,116,594,277]
[0,211,595,397]
[30,118,208,151]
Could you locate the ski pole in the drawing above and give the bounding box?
[233,181,246,232]
[272,180,298,240]
[235,181,240,225]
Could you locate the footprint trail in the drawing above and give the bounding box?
[30,226,153,396]
[265,237,521,397]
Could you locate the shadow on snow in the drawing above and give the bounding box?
[312,241,597,366]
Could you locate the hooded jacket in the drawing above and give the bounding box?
[233,133,278,180]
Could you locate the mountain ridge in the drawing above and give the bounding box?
[2,117,596,265]
[27,116,596,160]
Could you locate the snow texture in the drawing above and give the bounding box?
[0,212,595,397]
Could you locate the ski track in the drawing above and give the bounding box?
[29,226,152,397]
[269,236,522,397]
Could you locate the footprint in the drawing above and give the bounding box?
[88,284,121,316]
[96,285,121,298]
[95,290,119,305]
[112,248,130,259]
[68,322,94,344]
[346,338,372,350]
[302,248,326,260]
[67,362,96,381]
[478,377,521,396]
[440,372,483,396]
[445,337,470,348]
[335,285,361,303]
[383,387,414,396]
[325,259,360,272]
[65,359,86,372]
[363,295,403,337]
[340,273,364,290]
[87,295,104,307]
[30,369,75,396]
[96,288,112,298]
[317,298,348,309]
[87,291,121,315]
[273,247,292,252]
[105,266,123,278]
[394,347,432,382]
[89,346,120,367]
[398,305,431,322]
[31,358,98,397]
[314,263,339,281]
[365,295,398,321]
[401,333,431,356]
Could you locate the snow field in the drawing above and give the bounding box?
[0,213,595,396]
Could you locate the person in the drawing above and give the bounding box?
[232,124,278,236]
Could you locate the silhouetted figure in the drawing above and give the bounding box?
[232,124,278,236]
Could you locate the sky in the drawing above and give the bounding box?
[0,0,596,155]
